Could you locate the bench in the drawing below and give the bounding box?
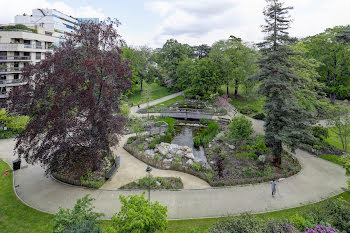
[105,156,120,180]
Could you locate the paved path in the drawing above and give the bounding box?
[0,93,348,220]
[130,91,183,117]
[101,134,210,190]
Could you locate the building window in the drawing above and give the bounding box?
[36,41,42,49]
[0,87,6,94]
[36,52,41,60]
[0,74,6,80]
[14,74,19,80]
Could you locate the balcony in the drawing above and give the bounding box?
[0,67,21,73]
[0,43,54,52]
[0,93,8,99]
[0,56,31,61]
[0,79,27,87]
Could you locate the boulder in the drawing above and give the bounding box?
[182,146,190,151]
[144,150,155,158]
[225,143,235,150]
[184,153,195,160]
[169,144,179,154]
[163,159,173,168]
[145,137,153,143]
[156,181,161,186]
[176,150,184,156]
[158,146,168,156]
[186,159,193,166]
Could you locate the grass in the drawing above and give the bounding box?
[0,160,54,232]
[127,82,174,105]
[230,95,265,117]
[147,95,185,111]
[318,154,345,167]
[325,127,350,152]
[1,157,349,233]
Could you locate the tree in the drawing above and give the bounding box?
[157,39,194,89]
[8,19,132,175]
[108,193,168,233]
[193,44,211,59]
[174,58,197,90]
[253,0,313,164]
[210,38,259,96]
[303,26,350,103]
[53,195,103,233]
[122,46,157,92]
[327,105,350,152]
[190,58,221,98]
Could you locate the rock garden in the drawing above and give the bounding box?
[124,115,301,187]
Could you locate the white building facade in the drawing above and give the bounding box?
[0,25,58,106]
[15,9,78,44]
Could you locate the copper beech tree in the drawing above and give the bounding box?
[8,19,132,175]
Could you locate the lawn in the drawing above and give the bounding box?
[127,82,174,105]
[0,160,54,232]
[230,95,265,117]
[1,159,349,233]
[325,127,350,152]
[147,95,185,111]
[318,154,345,167]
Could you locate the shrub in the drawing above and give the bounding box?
[53,195,103,233]
[289,214,314,231]
[127,136,137,144]
[303,225,337,233]
[228,115,253,141]
[252,112,266,120]
[312,125,329,141]
[0,109,29,139]
[192,162,202,171]
[108,193,168,233]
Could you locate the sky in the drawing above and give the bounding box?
[1,0,350,48]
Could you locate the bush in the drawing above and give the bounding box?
[252,113,266,120]
[108,193,168,233]
[127,136,137,144]
[53,195,103,233]
[192,162,202,171]
[228,115,253,142]
[312,125,329,141]
[289,214,313,231]
[0,108,29,139]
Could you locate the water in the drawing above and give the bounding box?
[172,126,208,166]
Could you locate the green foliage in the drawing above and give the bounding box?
[327,106,350,152]
[80,171,104,189]
[0,108,29,139]
[191,162,202,171]
[340,154,350,175]
[193,120,219,147]
[252,113,266,120]
[127,82,172,105]
[53,195,103,233]
[175,58,197,90]
[119,103,130,117]
[127,136,137,144]
[120,176,183,190]
[228,115,253,142]
[108,193,168,233]
[4,24,37,33]
[312,125,329,141]
[289,214,313,231]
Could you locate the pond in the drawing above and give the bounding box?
[172,125,208,166]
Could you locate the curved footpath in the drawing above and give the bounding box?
[0,92,348,220]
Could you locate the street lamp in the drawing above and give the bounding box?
[0,122,7,138]
[146,165,152,203]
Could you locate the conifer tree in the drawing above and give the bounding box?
[254,0,313,164]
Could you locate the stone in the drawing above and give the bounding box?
[186,159,193,166]
[169,144,179,154]
[158,146,168,156]
[163,158,173,166]
[182,146,190,151]
[145,137,153,143]
[154,148,159,153]
[226,143,235,150]
[165,153,173,159]
[184,153,195,160]
[144,150,155,158]
[176,150,184,156]
[156,181,161,186]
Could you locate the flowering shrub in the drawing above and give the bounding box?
[303,225,337,233]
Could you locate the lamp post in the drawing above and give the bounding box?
[0,122,7,138]
[146,165,152,203]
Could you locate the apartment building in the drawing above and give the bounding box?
[15,9,99,44]
[0,25,58,106]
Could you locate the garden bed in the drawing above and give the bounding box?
[120,176,183,190]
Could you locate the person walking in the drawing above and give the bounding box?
[270,180,277,197]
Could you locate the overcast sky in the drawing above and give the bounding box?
[1,0,349,48]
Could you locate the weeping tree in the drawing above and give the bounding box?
[254,0,313,164]
[8,19,132,175]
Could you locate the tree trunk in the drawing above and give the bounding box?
[140,78,143,92]
[226,83,229,96]
[272,141,283,165]
[234,78,238,96]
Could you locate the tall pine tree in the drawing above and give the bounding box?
[254,0,313,164]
